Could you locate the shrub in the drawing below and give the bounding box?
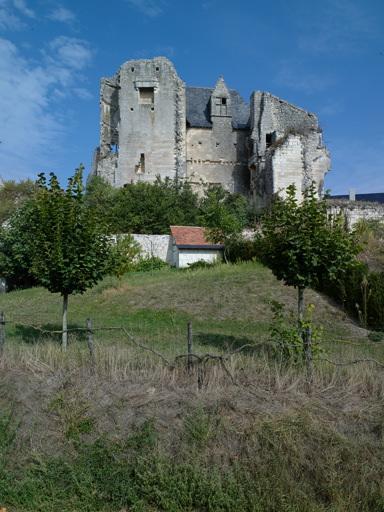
[186,259,220,270]
[132,256,169,272]
[319,263,384,330]
[269,301,323,363]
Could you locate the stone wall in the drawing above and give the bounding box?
[249,92,330,209]
[186,125,249,194]
[131,234,173,264]
[326,201,384,229]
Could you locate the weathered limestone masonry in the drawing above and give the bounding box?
[94,57,186,187]
[93,57,330,209]
[326,200,384,229]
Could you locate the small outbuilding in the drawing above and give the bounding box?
[170,226,224,268]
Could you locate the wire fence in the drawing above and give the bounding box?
[1,311,384,389]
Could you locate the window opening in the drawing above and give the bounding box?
[135,153,145,174]
[139,87,154,104]
[214,96,227,115]
[266,133,273,148]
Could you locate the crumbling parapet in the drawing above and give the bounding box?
[249,91,330,209]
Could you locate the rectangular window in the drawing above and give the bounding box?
[139,87,154,104]
[266,133,273,148]
[215,96,227,115]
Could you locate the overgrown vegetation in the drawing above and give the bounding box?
[85,175,251,235]
[0,178,37,225]
[318,220,384,330]
[0,260,383,511]
[1,404,383,512]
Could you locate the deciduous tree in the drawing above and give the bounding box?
[258,184,359,365]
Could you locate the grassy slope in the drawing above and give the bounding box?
[1,262,384,512]
[0,261,373,357]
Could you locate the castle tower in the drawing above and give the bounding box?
[94,57,186,187]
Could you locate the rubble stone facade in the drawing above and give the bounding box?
[93,57,330,209]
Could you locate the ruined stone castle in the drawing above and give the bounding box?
[92,57,330,209]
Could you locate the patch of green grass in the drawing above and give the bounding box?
[1,408,383,512]
[0,262,374,362]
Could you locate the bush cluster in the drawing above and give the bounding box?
[85,175,251,236]
[319,263,384,330]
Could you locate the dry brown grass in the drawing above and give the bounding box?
[1,339,383,456]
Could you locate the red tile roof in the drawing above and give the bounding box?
[170,226,224,248]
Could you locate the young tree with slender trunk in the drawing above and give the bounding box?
[25,167,114,348]
[258,183,359,367]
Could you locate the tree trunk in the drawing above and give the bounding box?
[298,286,305,329]
[62,293,68,350]
[303,326,313,385]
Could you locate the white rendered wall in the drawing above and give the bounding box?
[176,248,223,268]
[132,234,173,264]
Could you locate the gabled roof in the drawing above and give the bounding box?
[186,87,250,129]
[170,226,224,249]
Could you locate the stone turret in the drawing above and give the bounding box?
[210,77,231,119]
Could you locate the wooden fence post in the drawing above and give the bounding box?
[187,321,193,372]
[0,312,5,357]
[86,318,96,370]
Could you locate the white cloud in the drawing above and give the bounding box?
[73,87,93,100]
[12,0,34,18]
[0,35,93,179]
[125,0,165,17]
[296,0,378,56]
[0,0,24,30]
[48,6,76,23]
[48,36,93,70]
[318,100,344,118]
[275,61,335,94]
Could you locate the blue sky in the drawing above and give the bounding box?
[0,0,383,193]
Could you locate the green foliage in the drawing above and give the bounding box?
[131,255,169,272]
[84,175,116,227]
[269,301,323,363]
[107,235,141,279]
[368,330,384,342]
[320,262,384,330]
[85,177,252,238]
[354,219,384,272]
[258,184,360,292]
[0,178,37,224]
[21,167,112,297]
[91,177,200,234]
[186,259,220,270]
[0,209,38,290]
[225,237,259,263]
[199,185,249,243]
[183,408,219,448]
